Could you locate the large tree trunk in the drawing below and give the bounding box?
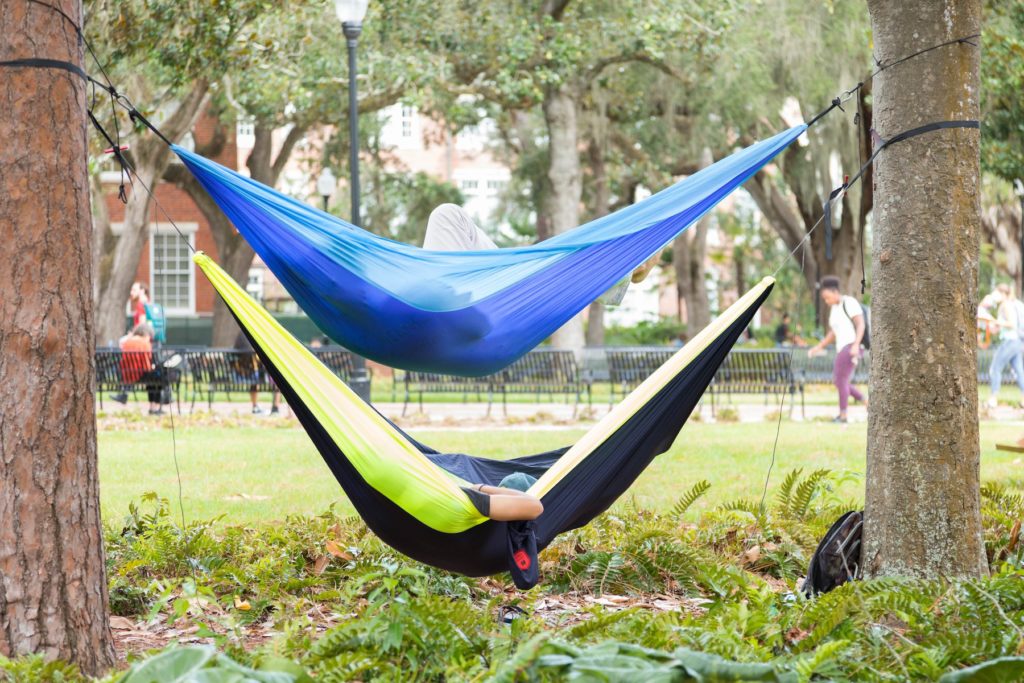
[863,0,985,578]
[543,85,585,354]
[93,83,209,344]
[584,135,611,347]
[0,0,115,673]
[674,148,713,331]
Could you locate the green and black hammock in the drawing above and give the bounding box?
[197,253,773,588]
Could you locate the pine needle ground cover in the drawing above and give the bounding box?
[7,419,1023,680]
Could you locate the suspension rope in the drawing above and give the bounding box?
[805,32,979,130]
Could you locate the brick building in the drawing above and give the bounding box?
[101,115,237,336]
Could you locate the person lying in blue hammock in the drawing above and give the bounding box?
[424,204,660,303]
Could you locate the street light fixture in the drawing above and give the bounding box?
[332,0,372,403]
[316,167,336,212]
[334,0,369,26]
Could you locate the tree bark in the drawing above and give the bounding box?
[584,135,610,347]
[863,0,986,578]
[93,83,209,344]
[0,0,115,673]
[543,84,585,354]
[674,148,713,331]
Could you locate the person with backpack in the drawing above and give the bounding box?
[808,276,868,423]
[983,283,1024,408]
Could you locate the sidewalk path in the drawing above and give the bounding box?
[101,396,872,429]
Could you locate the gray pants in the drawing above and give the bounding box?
[423,204,496,251]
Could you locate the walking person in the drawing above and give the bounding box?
[982,284,1024,408]
[807,276,868,423]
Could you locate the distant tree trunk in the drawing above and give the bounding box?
[93,83,209,344]
[585,135,611,347]
[0,0,114,673]
[164,120,307,346]
[863,0,986,578]
[674,148,713,331]
[981,200,1023,286]
[90,170,115,309]
[746,83,873,322]
[544,84,585,354]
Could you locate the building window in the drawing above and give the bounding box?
[485,179,506,191]
[237,117,255,144]
[151,232,194,314]
[246,268,264,302]
[401,105,415,138]
[460,179,479,191]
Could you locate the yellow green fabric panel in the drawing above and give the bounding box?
[528,277,775,498]
[194,252,489,533]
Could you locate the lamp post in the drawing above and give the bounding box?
[316,167,336,212]
[334,0,372,403]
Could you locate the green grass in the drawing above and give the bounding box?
[98,419,1024,525]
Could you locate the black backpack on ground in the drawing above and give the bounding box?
[841,298,871,350]
[802,510,863,596]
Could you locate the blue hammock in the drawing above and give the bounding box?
[175,124,805,375]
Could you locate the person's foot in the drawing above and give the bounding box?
[270,406,280,415]
[111,392,128,405]
[148,408,164,416]
[252,405,263,415]
[162,353,183,369]
[987,396,999,409]
[831,415,848,424]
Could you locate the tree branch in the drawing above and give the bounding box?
[269,123,308,186]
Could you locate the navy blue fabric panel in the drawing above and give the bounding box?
[530,285,773,548]
[427,449,566,486]
[227,308,514,576]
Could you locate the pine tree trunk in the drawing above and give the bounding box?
[863,0,986,578]
[0,0,115,673]
[543,85,585,354]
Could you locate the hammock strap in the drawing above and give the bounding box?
[822,119,979,266]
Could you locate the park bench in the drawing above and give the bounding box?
[606,347,675,404]
[95,347,182,413]
[185,346,362,411]
[185,348,277,411]
[708,348,805,418]
[401,349,588,417]
[495,349,590,417]
[976,347,1022,385]
[401,371,495,416]
[310,346,355,383]
[792,348,870,385]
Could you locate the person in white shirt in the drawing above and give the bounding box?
[982,283,1024,408]
[808,276,867,423]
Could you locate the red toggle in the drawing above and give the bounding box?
[513,549,531,570]
[104,144,130,155]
